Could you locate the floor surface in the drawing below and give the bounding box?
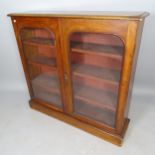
[0,90,155,155]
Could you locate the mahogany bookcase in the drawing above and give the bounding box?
[8,11,149,146]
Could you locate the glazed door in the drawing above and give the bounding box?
[12,17,64,110]
[61,19,128,131]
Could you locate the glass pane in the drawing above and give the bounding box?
[70,32,124,127]
[20,28,62,108]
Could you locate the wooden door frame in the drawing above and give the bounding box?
[11,16,66,112]
[59,17,136,134]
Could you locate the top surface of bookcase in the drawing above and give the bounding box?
[8,11,149,21]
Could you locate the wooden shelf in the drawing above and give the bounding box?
[27,56,57,68]
[71,32,124,46]
[73,82,117,112]
[74,99,115,126]
[32,74,62,107]
[33,89,62,108]
[32,73,60,94]
[71,42,123,60]
[72,64,120,83]
[72,64,120,92]
[71,52,122,70]
[23,37,54,46]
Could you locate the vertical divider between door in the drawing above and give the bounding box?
[58,18,74,114]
